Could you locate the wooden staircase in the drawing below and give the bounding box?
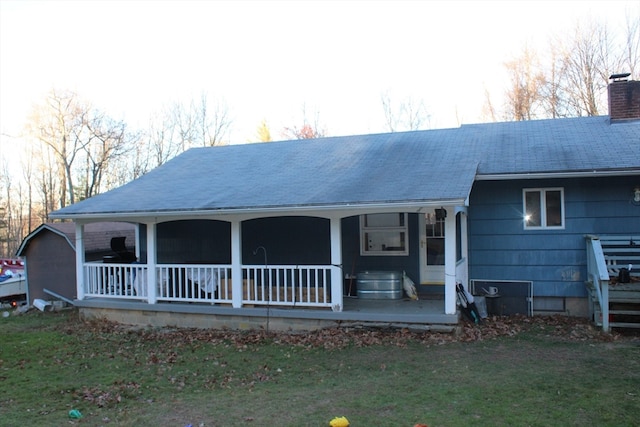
[586,235,640,332]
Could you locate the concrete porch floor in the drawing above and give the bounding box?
[341,295,453,322]
[75,294,459,331]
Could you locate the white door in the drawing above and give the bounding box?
[419,211,445,284]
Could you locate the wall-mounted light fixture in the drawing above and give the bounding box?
[435,207,447,220]
[634,187,640,204]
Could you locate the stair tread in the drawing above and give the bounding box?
[610,310,640,315]
[610,322,640,328]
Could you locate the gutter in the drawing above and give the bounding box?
[476,169,640,181]
[49,198,469,221]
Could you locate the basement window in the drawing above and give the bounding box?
[523,188,564,229]
[360,213,408,256]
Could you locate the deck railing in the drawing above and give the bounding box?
[81,262,332,308]
[83,262,148,300]
[585,235,611,331]
[155,264,232,303]
[242,265,332,307]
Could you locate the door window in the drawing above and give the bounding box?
[425,212,445,265]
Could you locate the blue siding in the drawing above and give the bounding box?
[469,176,640,298]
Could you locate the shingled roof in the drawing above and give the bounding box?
[49,115,640,220]
[16,222,135,256]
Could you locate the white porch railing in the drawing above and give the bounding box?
[585,236,611,332]
[155,264,232,303]
[81,262,333,308]
[83,262,148,300]
[242,265,332,307]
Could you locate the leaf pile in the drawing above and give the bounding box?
[68,313,625,353]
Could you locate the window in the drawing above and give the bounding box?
[424,212,445,265]
[523,188,564,229]
[360,213,408,255]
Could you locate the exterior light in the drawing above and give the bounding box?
[435,207,447,220]
[634,187,640,203]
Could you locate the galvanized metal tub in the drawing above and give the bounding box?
[356,271,403,299]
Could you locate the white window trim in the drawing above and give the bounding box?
[523,187,565,230]
[360,213,409,256]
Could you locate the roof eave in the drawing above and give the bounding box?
[476,169,640,181]
[48,198,469,222]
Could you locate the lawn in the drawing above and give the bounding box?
[0,309,639,426]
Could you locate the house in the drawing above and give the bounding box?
[48,76,640,331]
[16,222,135,305]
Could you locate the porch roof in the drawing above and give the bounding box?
[50,130,479,220]
[50,115,640,220]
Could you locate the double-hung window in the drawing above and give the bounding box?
[360,213,408,255]
[523,188,564,229]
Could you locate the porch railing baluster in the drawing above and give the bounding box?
[81,262,332,307]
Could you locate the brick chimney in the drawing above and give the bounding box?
[608,73,640,122]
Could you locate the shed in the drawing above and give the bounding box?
[16,222,135,305]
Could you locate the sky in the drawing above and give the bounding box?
[0,0,638,151]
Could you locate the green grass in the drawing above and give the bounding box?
[1,309,639,426]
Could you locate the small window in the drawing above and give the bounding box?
[523,188,564,229]
[360,213,408,255]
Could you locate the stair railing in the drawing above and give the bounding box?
[585,235,611,332]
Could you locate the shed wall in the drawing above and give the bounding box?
[23,229,76,304]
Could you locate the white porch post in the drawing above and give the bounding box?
[330,217,343,312]
[444,208,457,315]
[75,223,85,300]
[231,220,243,308]
[456,206,469,288]
[146,223,157,304]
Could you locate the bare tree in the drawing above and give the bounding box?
[556,20,613,116]
[26,89,137,209]
[0,159,28,257]
[26,89,86,208]
[0,159,9,256]
[34,140,61,220]
[282,105,326,140]
[194,93,231,147]
[20,144,35,234]
[621,11,639,78]
[145,93,232,169]
[480,87,498,122]
[539,43,573,119]
[381,92,430,132]
[147,106,182,170]
[79,111,134,199]
[503,45,546,121]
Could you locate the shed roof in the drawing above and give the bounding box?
[16,222,136,256]
[49,115,640,220]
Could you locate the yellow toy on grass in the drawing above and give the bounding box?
[329,416,350,427]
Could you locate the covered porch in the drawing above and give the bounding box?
[47,135,479,332]
[71,205,467,331]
